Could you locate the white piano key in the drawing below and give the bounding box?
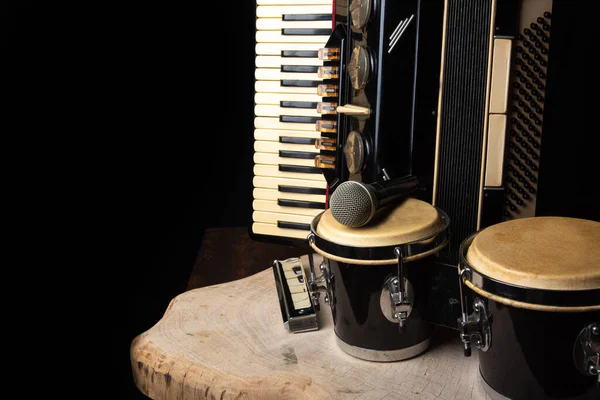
[286,274,306,285]
[291,291,310,302]
[285,272,305,282]
[253,211,314,225]
[253,200,324,216]
[286,277,308,294]
[255,152,316,167]
[284,269,305,282]
[283,268,302,279]
[288,284,308,295]
[255,68,321,82]
[256,5,332,18]
[256,19,331,31]
[256,55,322,68]
[255,92,323,105]
[290,277,310,290]
[255,104,320,118]
[253,175,326,190]
[255,81,318,95]
[254,129,320,141]
[252,223,312,240]
[253,188,325,203]
[255,117,317,131]
[293,297,312,309]
[255,140,318,154]
[256,30,330,44]
[254,164,325,182]
[256,42,325,56]
[257,0,332,5]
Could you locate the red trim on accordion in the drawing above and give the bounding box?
[332,0,336,30]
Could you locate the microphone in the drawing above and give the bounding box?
[329,175,420,227]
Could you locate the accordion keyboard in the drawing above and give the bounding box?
[253,0,333,242]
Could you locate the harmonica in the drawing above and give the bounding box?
[272,256,319,333]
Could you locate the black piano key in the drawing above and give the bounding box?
[280,137,315,145]
[281,65,319,73]
[282,28,331,36]
[278,199,326,209]
[282,14,331,22]
[279,165,321,174]
[278,221,312,231]
[281,80,320,87]
[278,185,326,195]
[318,103,336,113]
[280,116,320,124]
[279,151,317,159]
[317,158,335,166]
[281,50,319,58]
[317,120,336,130]
[280,101,318,109]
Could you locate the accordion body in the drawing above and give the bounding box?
[252,0,598,328]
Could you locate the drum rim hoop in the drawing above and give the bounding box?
[462,280,600,312]
[459,232,600,309]
[310,238,449,265]
[307,207,451,262]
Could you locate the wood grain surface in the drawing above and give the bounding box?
[131,268,493,399]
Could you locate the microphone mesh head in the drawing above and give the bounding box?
[329,181,376,227]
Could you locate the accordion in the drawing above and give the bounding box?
[251,0,597,325]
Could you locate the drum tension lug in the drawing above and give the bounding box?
[457,267,491,356]
[307,254,334,311]
[388,247,413,333]
[573,322,599,387]
[458,297,492,356]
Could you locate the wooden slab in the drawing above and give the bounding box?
[187,227,301,291]
[131,268,492,399]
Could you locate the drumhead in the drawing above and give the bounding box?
[309,197,449,265]
[316,197,442,247]
[466,217,600,291]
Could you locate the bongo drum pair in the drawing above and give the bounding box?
[306,192,598,399]
[458,216,600,400]
[308,197,450,361]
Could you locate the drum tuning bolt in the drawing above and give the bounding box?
[573,322,599,388]
[380,248,414,334]
[306,251,334,311]
[457,268,492,357]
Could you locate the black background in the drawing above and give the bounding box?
[102,2,259,398]
[4,2,256,397]
[89,2,257,398]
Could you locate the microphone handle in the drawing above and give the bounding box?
[370,175,420,207]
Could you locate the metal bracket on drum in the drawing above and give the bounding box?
[573,322,600,388]
[457,267,492,356]
[306,242,335,311]
[380,248,414,334]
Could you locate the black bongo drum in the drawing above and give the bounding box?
[457,216,600,400]
[308,197,450,361]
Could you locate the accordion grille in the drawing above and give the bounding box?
[435,0,493,264]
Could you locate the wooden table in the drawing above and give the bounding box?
[131,264,492,399]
